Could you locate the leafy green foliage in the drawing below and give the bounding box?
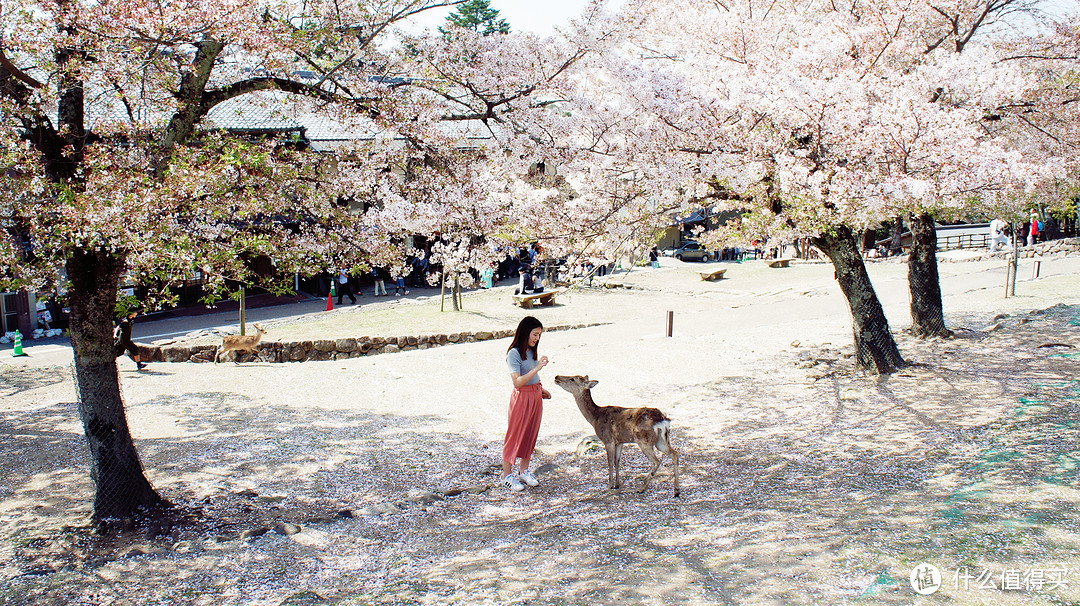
[439,0,510,36]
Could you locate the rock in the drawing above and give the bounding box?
[288,346,306,361]
[336,509,354,519]
[370,336,386,346]
[312,339,335,352]
[405,336,419,346]
[992,313,1009,322]
[236,488,259,498]
[358,341,372,353]
[311,350,332,361]
[360,502,401,516]
[447,333,461,343]
[164,347,189,362]
[273,522,302,536]
[575,436,604,457]
[434,334,448,344]
[987,323,1002,332]
[408,491,445,505]
[278,591,330,606]
[383,344,401,354]
[1017,318,1030,325]
[240,526,272,540]
[535,463,560,475]
[790,340,801,348]
[335,338,357,352]
[256,494,286,503]
[300,340,314,352]
[171,540,195,554]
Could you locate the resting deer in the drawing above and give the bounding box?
[554,374,680,496]
[215,324,267,363]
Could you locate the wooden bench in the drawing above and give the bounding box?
[512,289,563,308]
[698,269,727,281]
[766,258,792,268]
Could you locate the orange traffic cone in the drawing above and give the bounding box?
[326,292,334,311]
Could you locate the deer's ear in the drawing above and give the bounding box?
[586,380,598,389]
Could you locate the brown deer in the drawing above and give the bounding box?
[554,374,680,496]
[215,324,267,363]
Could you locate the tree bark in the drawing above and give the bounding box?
[66,248,170,525]
[907,212,953,338]
[813,226,906,374]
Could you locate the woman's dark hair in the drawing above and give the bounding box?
[508,316,543,361]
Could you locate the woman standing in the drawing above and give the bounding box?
[503,316,551,491]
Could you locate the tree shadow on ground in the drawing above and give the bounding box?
[0,366,69,399]
[0,393,500,584]
[4,305,1080,606]
[344,305,1080,605]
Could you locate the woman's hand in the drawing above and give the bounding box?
[538,355,549,369]
[541,388,552,399]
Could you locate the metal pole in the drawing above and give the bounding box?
[239,285,246,336]
[666,311,673,337]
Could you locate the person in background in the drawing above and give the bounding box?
[336,270,357,305]
[392,273,409,296]
[411,250,429,288]
[1028,209,1040,246]
[372,267,387,296]
[114,309,146,370]
[989,218,1008,252]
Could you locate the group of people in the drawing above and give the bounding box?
[332,268,410,304]
[333,251,433,305]
[989,211,1062,252]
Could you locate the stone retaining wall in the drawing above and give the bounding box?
[866,237,1080,264]
[940,237,1080,263]
[143,322,607,364]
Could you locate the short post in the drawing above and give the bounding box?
[239,285,246,336]
[1032,259,1041,279]
[666,311,673,337]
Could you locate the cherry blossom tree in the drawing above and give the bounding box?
[572,0,1072,372]
[0,0,504,527]
[0,0,627,526]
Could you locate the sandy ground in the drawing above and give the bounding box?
[1,254,1080,605]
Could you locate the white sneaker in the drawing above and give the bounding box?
[518,470,539,487]
[502,474,524,492]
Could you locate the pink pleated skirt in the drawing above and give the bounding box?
[503,383,544,466]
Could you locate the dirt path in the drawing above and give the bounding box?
[2,254,1080,605]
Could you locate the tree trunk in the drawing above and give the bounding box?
[66,248,169,526]
[813,226,906,374]
[907,212,953,338]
